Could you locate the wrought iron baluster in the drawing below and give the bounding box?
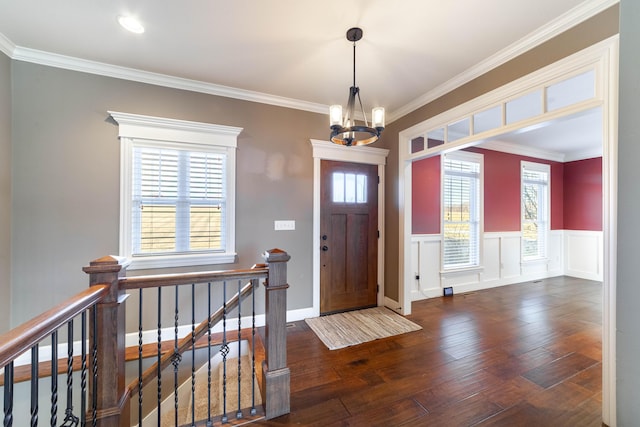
[191,283,196,426]
[156,287,162,427]
[50,330,58,426]
[172,285,181,427]
[62,320,79,427]
[206,282,212,427]
[30,345,39,427]
[221,281,228,424]
[250,278,257,415]
[91,307,97,427]
[236,279,242,419]
[80,312,87,427]
[138,289,143,427]
[3,362,14,427]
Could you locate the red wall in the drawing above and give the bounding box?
[411,149,601,234]
[479,150,522,231]
[412,156,440,234]
[563,157,602,231]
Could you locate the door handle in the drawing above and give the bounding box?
[322,245,329,252]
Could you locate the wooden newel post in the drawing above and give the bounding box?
[83,256,130,427]
[262,248,291,419]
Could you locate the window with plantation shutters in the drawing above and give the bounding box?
[132,147,226,255]
[442,151,483,270]
[110,111,241,270]
[521,161,550,261]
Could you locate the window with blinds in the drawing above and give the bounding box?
[110,111,241,270]
[132,147,226,255]
[521,161,550,260]
[442,152,482,270]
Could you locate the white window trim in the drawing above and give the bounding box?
[521,160,550,262]
[109,111,242,270]
[441,150,484,272]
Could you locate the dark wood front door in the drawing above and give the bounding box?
[320,160,378,314]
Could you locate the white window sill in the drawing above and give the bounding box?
[126,252,237,270]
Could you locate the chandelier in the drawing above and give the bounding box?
[329,27,385,146]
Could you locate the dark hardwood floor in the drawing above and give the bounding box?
[255,276,603,426]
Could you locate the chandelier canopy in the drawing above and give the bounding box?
[329,27,385,146]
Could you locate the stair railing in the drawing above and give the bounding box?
[84,248,290,426]
[0,285,110,427]
[0,248,290,427]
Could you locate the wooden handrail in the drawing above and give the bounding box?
[127,279,258,396]
[0,285,110,369]
[119,267,268,290]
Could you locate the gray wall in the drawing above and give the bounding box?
[617,0,640,424]
[378,5,620,301]
[9,61,327,327]
[0,51,10,332]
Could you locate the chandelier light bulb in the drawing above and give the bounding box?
[329,105,343,127]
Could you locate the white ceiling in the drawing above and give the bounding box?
[0,0,614,160]
[484,108,603,162]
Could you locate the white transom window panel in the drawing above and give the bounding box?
[521,161,550,261]
[442,151,483,270]
[110,111,242,270]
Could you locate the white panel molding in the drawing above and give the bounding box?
[410,230,597,300]
[547,230,565,273]
[565,230,603,280]
[482,235,501,282]
[410,234,441,301]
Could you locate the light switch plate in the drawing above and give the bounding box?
[274,220,295,231]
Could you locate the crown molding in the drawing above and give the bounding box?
[0,32,15,57]
[564,146,603,162]
[482,140,567,162]
[483,139,602,162]
[1,0,618,121]
[10,45,329,115]
[388,0,619,123]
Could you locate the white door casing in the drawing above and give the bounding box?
[311,140,389,317]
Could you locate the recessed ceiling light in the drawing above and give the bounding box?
[118,15,145,34]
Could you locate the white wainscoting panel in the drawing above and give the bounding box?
[547,230,564,273]
[565,230,603,281]
[410,229,599,301]
[410,234,441,300]
[482,235,501,282]
[499,233,523,280]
